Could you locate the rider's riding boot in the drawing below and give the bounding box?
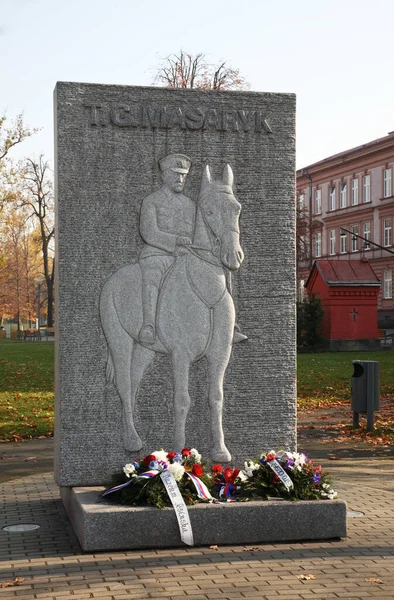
[139,284,159,344]
[233,322,248,344]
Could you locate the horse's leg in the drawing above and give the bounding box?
[205,301,234,463]
[172,352,192,451]
[107,335,142,451]
[128,342,155,447]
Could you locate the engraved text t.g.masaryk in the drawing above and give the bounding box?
[84,103,273,133]
[99,156,245,462]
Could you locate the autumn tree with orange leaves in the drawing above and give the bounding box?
[0,114,49,330]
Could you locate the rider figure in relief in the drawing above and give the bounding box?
[138,154,195,345]
[138,153,247,345]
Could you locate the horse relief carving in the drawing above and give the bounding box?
[99,154,246,462]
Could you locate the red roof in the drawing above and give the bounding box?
[307,260,381,287]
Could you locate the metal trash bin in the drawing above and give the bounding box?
[351,360,380,431]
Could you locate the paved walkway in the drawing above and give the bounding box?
[1,426,394,599]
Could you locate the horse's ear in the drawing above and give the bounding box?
[222,164,234,187]
[201,165,212,189]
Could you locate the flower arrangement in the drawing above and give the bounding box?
[234,451,337,501]
[102,448,213,509]
[102,448,337,509]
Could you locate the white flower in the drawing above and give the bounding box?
[168,462,185,481]
[190,448,202,463]
[321,483,338,499]
[237,471,248,483]
[153,450,169,464]
[243,460,260,478]
[293,453,307,471]
[123,463,136,478]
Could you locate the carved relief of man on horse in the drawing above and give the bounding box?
[100,154,246,462]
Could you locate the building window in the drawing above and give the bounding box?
[384,169,392,198]
[329,229,336,255]
[363,174,370,203]
[384,270,392,299]
[315,189,321,214]
[340,183,347,208]
[384,218,392,247]
[340,230,347,253]
[351,225,358,252]
[351,178,359,205]
[315,231,322,257]
[329,186,336,211]
[363,222,371,250]
[298,193,305,210]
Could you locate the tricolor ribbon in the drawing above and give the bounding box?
[267,459,294,490]
[187,472,213,500]
[219,468,241,501]
[101,469,160,498]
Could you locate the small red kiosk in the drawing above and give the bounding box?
[305,260,381,351]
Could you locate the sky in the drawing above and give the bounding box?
[2,0,394,170]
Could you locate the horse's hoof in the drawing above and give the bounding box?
[211,447,231,463]
[123,436,143,452]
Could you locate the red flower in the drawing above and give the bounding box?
[266,453,276,462]
[192,464,203,477]
[211,465,223,475]
[167,452,177,461]
[143,454,156,466]
[181,448,191,456]
[223,468,240,483]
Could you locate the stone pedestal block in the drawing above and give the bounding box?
[61,486,347,552]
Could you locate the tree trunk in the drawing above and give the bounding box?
[46,259,55,327]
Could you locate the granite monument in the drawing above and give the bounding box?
[55,83,297,488]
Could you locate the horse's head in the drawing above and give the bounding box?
[198,165,244,270]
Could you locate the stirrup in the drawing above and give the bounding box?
[139,324,156,344]
[233,329,248,344]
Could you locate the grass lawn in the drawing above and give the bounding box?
[0,340,54,441]
[297,351,394,409]
[1,339,393,441]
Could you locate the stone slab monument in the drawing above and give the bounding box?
[55,82,297,489]
[55,83,347,551]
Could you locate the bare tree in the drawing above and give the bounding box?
[154,50,249,91]
[21,156,55,327]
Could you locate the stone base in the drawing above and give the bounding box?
[61,487,347,552]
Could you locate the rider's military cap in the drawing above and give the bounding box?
[159,154,191,174]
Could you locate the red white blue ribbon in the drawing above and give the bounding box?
[101,469,160,498]
[138,469,160,479]
[101,479,135,497]
[187,473,213,500]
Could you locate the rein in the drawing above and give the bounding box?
[187,205,223,267]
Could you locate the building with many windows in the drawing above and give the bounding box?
[297,132,394,324]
